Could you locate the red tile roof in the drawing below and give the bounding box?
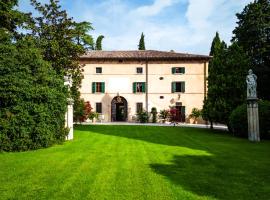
[80,50,211,61]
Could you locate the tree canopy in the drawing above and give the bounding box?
[0,0,97,151]
[0,31,68,151]
[232,0,270,100]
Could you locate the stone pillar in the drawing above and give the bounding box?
[66,98,74,140]
[247,98,260,142]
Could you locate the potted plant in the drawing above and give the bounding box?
[151,107,157,123]
[88,112,99,123]
[189,108,202,124]
[159,109,170,123]
[136,110,149,123]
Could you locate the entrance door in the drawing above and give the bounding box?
[111,96,128,122]
[116,103,125,121]
[175,105,185,122]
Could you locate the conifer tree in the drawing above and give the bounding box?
[95,35,104,50]
[203,33,250,126]
[138,32,145,50]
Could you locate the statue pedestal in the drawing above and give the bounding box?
[247,98,260,142]
[66,98,74,140]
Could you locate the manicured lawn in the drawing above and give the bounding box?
[0,125,269,200]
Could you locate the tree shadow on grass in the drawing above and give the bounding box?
[75,125,270,200]
[150,154,269,200]
[74,125,230,152]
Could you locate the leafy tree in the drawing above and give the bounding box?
[74,21,94,50]
[232,0,270,100]
[138,32,145,50]
[0,0,27,33]
[95,35,104,50]
[0,32,68,151]
[30,0,92,120]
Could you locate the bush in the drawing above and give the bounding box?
[74,98,85,122]
[0,36,68,151]
[159,109,170,122]
[229,100,270,139]
[88,112,99,121]
[189,108,202,123]
[137,110,149,123]
[151,107,157,123]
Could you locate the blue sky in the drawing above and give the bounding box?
[18,0,253,55]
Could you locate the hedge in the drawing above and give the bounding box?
[229,100,270,139]
[0,35,68,151]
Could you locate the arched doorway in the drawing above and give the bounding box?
[111,96,128,122]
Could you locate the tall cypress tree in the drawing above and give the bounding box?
[232,0,270,100]
[203,32,226,127]
[138,32,145,50]
[203,33,250,126]
[95,35,104,50]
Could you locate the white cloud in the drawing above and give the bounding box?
[131,0,180,17]
[19,0,254,54]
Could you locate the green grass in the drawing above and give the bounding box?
[0,125,269,200]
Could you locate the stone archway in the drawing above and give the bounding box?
[111,96,128,122]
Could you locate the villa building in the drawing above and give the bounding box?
[79,50,210,123]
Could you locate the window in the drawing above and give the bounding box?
[159,77,164,80]
[172,82,185,93]
[136,67,143,74]
[172,67,185,74]
[133,82,146,93]
[96,67,102,74]
[160,96,164,99]
[96,103,102,113]
[92,82,105,93]
[136,103,143,113]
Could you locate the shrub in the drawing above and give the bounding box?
[74,98,85,122]
[189,108,202,122]
[159,109,170,122]
[137,110,149,123]
[151,107,157,123]
[169,108,177,122]
[229,100,270,139]
[88,112,99,122]
[0,36,68,151]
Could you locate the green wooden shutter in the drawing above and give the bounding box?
[133,82,136,93]
[92,82,96,93]
[181,106,186,121]
[181,106,185,115]
[181,82,185,93]
[172,67,176,74]
[171,82,176,93]
[181,67,185,74]
[101,82,105,93]
[142,82,145,93]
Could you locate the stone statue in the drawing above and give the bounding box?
[64,75,72,88]
[246,69,257,99]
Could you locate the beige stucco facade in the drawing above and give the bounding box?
[80,57,208,123]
